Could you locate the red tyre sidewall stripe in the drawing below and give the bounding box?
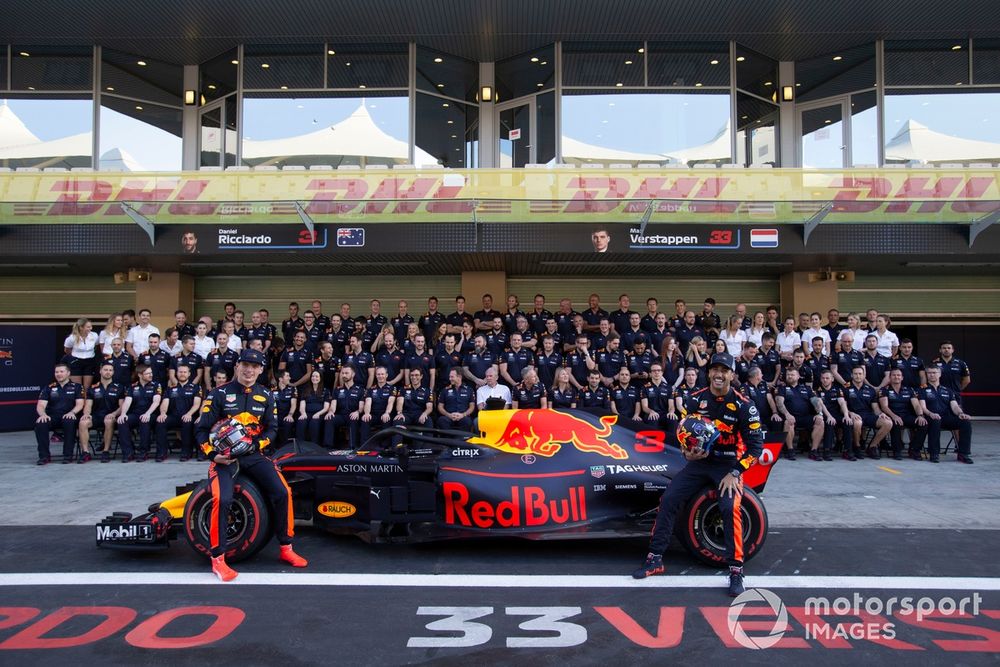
[687,492,724,564]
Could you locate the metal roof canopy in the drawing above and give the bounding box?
[3,0,1000,65]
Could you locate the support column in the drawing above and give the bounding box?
[182,65,199,171]
[478,62,496,168]
[461,271,506,307]
[135,272,194,333]
[778,61,796,167]
[779,272,838,321]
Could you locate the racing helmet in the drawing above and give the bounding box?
[676,416,720,454]
[208,418,256,458]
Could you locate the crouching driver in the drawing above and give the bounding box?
[631,352,763,597]
[196,348,307,582]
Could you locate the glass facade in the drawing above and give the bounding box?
[1,39,998,170]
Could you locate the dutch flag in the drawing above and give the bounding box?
[750,228,779,248]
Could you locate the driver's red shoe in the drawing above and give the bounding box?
[279,544,308,567]
[211,556,238,582]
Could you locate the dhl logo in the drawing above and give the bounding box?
[469,409,629,460]
[3,171,997,219]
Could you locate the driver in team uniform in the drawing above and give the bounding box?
[195,349,307,582]
[632,352,763,597]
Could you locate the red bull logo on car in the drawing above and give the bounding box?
[469,410,629,460]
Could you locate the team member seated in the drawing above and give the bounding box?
[155,363,203,461]
[512,368,546,409]
[360,366,399,445]
[436,369,476,431]
[78,361,124,463]
[844,366,892,459]
[878,368,928,461]
[813,370,853,461]
[34,362,84,465]
[116,365,163,462]
[641,362,677,431]
[920,365,974,463]
[774,367,822,460]
[295,371,331,445]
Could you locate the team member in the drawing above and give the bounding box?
[804,337,832,389]
[596,336,626,387]
[892,338,925,390]
[373,332,405,386]
[342,334,375,389]
[633,352,763,597]
[204,333,239,390]
[800,313,832,356]
[327,314,350,358]
[436,369,475,431]
[473,293,503,333]
[155,364,203,461]
[860,333,891,389]
[281,302,305,344]
[641,298,661,334]
[116,365,163,462]
[63,317,99,393]
[313,341,341,391]
[814,370,852,461]
[395,369,435,429]
[34,363,83,465]
[79,361,124,463]
[844,366,892,459]
[419,296,447,340]
[734,342,759,386]
[672,367,703,416]
[872,315,899,358]
[125,308,159,359]
[279,330,313,388]
[548,368,578,409]
[774,367,820,460]
[627,338,655,388]
[641,362,676,430]
[512,315,537,351]
[564,333,596,389]
[609,368,641,421]
[582,293,609,332]
[669,299,687,331]
[296,371,331,445]
[742,366,779,426]
[753,333,781,385]
[695,298,721,343]
[775,317,802,362]
[512,368,546,409]
[360,366,398,444]
[879,368,928,461]
[524,294,551,335]
[673,310,705,356]
[170,336,204,387]
[831,333,864,387]
[434,334,464,394]
[196,348,307,581]
[535,335,563,389]
[106,337,135,387]
[273,370,298,447]
[920,365,974,463]
[578,369,611,411]
[403,334,435,389]
[138,334,171,389]
[823,308,844,340]
[780,348,813,388]
[499,333,533,387]
[329,366,365,448]
[933,341,971,400]
[475,367,512,410]
[462,334,497,388]
[484,317,509,357]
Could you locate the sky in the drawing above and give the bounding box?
[4,90,1000,169]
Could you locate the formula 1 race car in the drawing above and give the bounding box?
[96,409,783,566]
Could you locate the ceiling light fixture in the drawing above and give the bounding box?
[328,49,335,55]
[137,60,147,66]
[434,57,443,63]
[19,51,29,57]
[261,63,270,68]
[832,55,843,61]
[736,56,745,62]
[106,86,114,91]
[710,59,719,65]
[951,44,962,51]
[231,60,239,65]
[625,59,633,65]
[135,105,143,111]
[637,47,645,53]
[531,57,539,62]
[615,82,623,87]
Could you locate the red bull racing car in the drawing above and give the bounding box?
[96,409,783,566]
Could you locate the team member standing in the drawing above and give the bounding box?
[196,349,307,581]
[632,353,763,597]
[329,366,365,448]
[933,341,971,400]
[34,363,83,465]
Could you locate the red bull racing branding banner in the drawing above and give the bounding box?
[468,410,628,460]
[1,168,998,225]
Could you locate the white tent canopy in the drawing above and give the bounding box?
[664,122,732,165]
[242,103,435,167]
[560,135,667,164]
[0,101,41,148]
[885,119,1000,164]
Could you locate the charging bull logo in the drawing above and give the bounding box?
[469,410,628,459]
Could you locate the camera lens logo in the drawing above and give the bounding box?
[727,588,788,649]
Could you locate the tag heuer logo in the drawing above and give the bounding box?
[590,465,605,479]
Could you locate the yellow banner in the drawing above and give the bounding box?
[0,167,998,223]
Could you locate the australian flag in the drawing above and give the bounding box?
[337,227,365,247]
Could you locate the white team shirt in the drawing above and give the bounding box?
[125,324,160,356]
[64,331,99,359]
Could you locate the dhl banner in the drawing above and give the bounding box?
[0,167,998,225]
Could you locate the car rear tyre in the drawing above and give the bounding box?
[678,486,768,566]
[183,477,272,563]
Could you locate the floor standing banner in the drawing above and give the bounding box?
[0,325,59,432]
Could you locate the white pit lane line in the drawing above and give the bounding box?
[1,573,999,590]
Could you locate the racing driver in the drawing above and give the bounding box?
[196,348,307,582]
[632,352,763,597]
